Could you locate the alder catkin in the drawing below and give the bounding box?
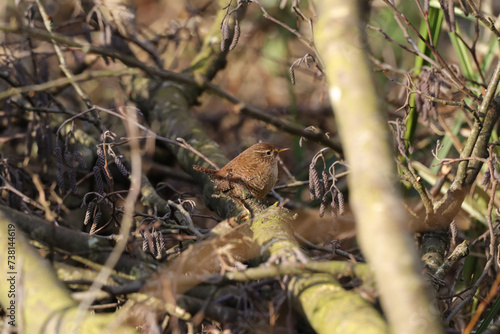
[337,191,345,216]
[229,20,240,51]
[83,200,96,225]
[93,166,104,195]
[220,24,230,51]
[55,146,65,194]
[308,164,322,200]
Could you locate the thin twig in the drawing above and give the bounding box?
[74,94,143,329]
[0,68,140,101]
[251,0,324,69]
[382,0,480,101]
[176,138,220,170]
[294,232,365,262]
[35,0,93,108]
[168,200,202,237]
[466,0,500,38]
[0,24,342,154]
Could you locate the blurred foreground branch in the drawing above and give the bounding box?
[314,1,443,333]
[0,211,137,333]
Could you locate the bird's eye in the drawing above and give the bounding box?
[266,150,272,156]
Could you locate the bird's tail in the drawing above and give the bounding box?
[193,165,218,175]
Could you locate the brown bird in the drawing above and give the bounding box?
[193,143,289,200]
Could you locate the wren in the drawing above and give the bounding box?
[193,143,288,200]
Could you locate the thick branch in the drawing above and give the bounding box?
[314,1,443,333]
[0,205,154,278]
[0,211,137,333]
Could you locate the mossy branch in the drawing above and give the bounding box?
[0,211,137,333]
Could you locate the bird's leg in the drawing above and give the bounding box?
[234,197,252,221]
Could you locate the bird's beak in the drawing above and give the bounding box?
[278,148,290,153]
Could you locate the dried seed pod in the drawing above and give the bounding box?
[450,220,458,247]
[308,163,321,200]
[96,145,113,185]
[289,66,296,85]
[115,155,129,176]
[84,200,96,225]
[331,190,338,219]
[141,230,149,252]
[220,23,231,52]
[151,231,158,258]
[322,170,330,194]
[319,191,329,218]
[44,125,53,157]
[229,20,240,51]
[337,191,345,216]
[93,166,104,195]
[65,150,77,194]
[147,229,155,255]
[89,209,102,235]
[447,0,456,33]
[154,231,163,259]
[158,232,166,254]
[96,145,105,169]
[73,151,87,169]
[55,146,65,194]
